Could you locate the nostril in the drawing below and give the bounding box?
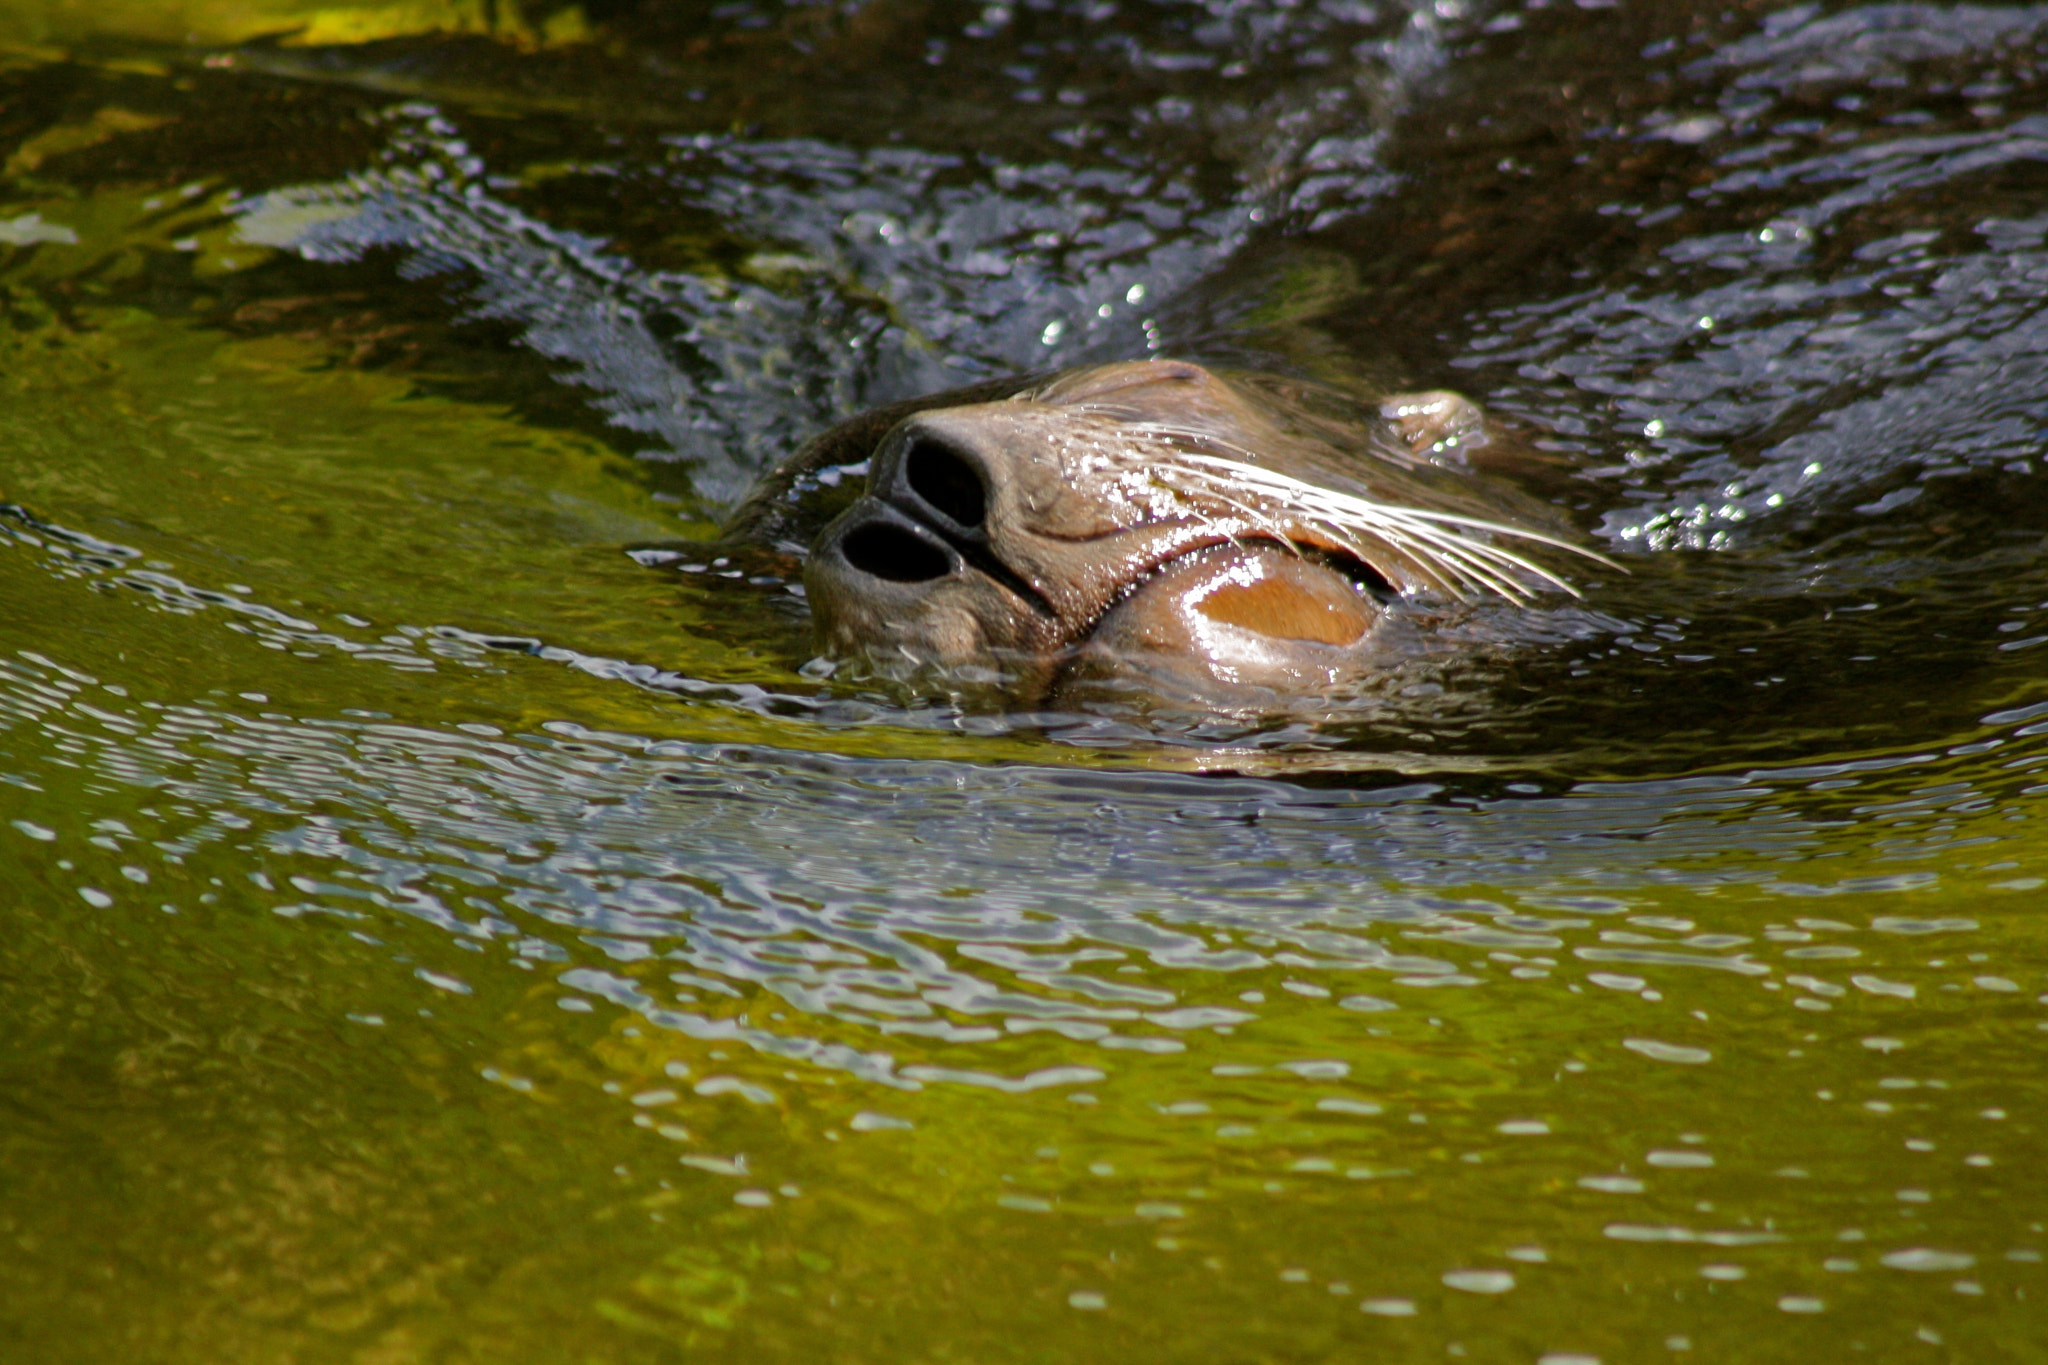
[904,438,987,528]
[839,523,952,583]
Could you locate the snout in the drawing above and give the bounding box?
[803,415,1064,681]
[799,397,1309,697]
[808,413,1051,610]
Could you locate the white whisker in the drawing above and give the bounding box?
[1114,449,1615,604]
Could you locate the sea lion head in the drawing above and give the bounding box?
[795,360,1586,709]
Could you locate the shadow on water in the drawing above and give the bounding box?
[3,3,2048,1363]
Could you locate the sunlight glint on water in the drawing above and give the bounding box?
[2,1,2047,1361]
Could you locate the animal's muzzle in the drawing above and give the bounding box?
[812,422,997,585]
[814,421,1054,616]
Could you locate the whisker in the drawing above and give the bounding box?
[1123,450,1613,604]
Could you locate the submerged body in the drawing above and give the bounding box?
[725,360,1599,710]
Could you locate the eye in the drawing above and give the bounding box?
[905,438,988,528]
[1322,550,1393,599]
[839,523,951,582]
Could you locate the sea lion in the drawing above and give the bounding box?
[722,359,1599,709]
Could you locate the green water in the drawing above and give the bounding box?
[3,2,2047,1361]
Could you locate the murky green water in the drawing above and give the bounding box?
[4,2,2046,1361]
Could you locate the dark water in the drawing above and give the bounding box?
[2,2,2046,1361]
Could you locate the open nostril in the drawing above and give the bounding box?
[904,438,988,528]
[839,522,952,583]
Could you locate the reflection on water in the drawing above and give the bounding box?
[2,622,2044,1359]
[1458,7,2048,553]
[227,0,1433,503]
[3,1,2048,1362]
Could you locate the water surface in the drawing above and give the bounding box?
[2,2,2045,1361]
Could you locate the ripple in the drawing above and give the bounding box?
[1442,1269,1515,1294]
[1882,1248,1977,1272]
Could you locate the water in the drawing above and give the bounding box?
[2,2,2045,1360]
